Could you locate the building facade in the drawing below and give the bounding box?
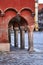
[0,0,37,51]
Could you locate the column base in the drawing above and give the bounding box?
[0,43,10,51]
[20,47,25,49]
[28,47,34,52]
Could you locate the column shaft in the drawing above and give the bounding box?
[28,31,33,52]
[20,30,25,49]
[14,30,18,47]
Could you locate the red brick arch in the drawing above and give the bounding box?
[3,7,18,28]
[20,7,35,26]
[20,7,33,13]
[4,7,18,13]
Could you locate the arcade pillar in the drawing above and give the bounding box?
[35,0,38,31]
[20,26,25,49]
[14,27,18,47]
[28,25,34,52]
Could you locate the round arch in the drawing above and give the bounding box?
[20,7,33,14]
[19,7,35,26]
[4,7,18,13]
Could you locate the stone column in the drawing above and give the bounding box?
[35,0,38,22]
[35,0,38,31]
[28,25,34,52]
[20,26,25,49]
[8,28,11,43]
[28,31,33,52]
[14,27,18,47]
[14,30,16,47]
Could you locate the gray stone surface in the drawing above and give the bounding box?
[0,49,43,65]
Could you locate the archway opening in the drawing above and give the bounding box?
[8,14,29,51]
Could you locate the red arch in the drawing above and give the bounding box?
[20,7,33,14]
[19,7,35,26]
[4,7,18,13]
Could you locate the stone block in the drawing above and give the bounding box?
[0,43,10,51]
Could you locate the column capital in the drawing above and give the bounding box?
[20,26,25,30]
[27,25,35,32]
[14,27,19,31]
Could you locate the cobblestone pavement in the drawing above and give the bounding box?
[0,48,43,65]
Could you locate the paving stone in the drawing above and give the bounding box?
[0,49,43,65]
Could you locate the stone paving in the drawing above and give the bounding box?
[0,48,43,65]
